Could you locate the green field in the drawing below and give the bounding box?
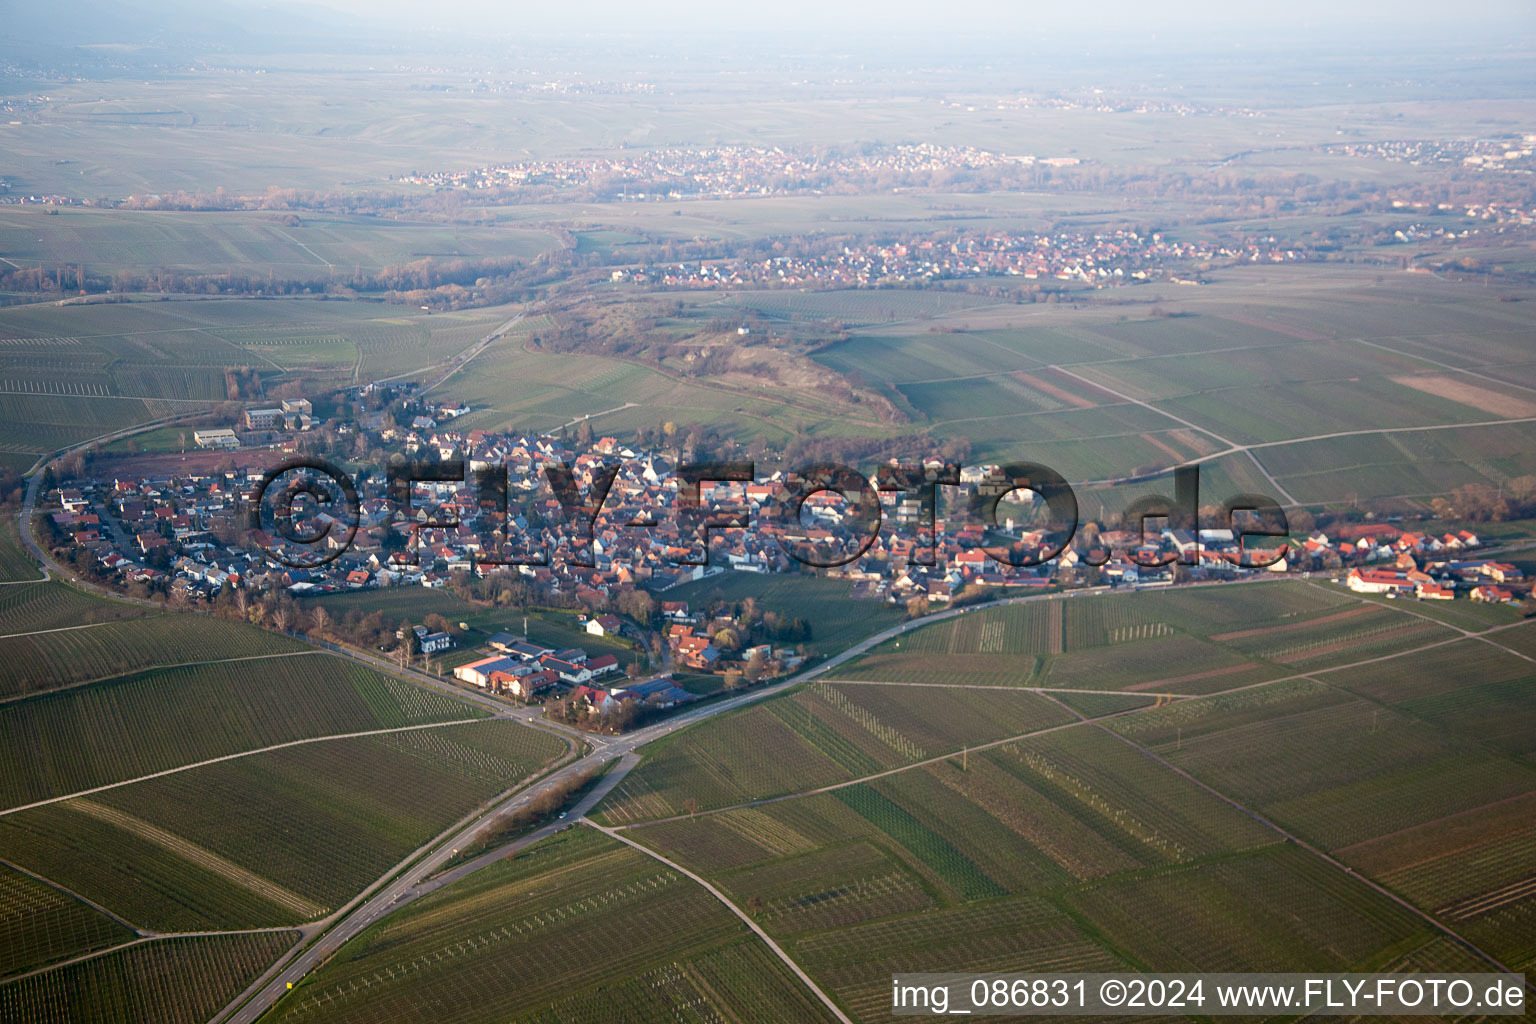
[0,299,522,461]
[595,683,1072,824]
[0,579,151,636]
[0,719,569,930]
[0,862,135,979]
[4,264,1535,509]
[0,653,481,809]
[622,719,1431,1020]
[0,519,41,583]
[0,206,557,281]
[1110,671,1536,970]
[436,317,874,444]
[789,269,1536,498]
[0,613,312,698]
[828,583,1373,691]
[266,827,839,1024]
[0,931,296,1024]
[597,577,1536,1013]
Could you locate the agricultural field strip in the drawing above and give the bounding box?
[0,618,142,641]
[1082,714,1529,980]
[1044,344,1536,494]
[0,716,491,819]
[883,332,1330,385]
[0,856,142,936]
[587,821,854,1024]
[67,800,325,920]
[0,651,324,705]
[3,725,587,1000]
[1052,364,1240,447]
[0,389,213,403]
[1351,336,1536,399]
[502,327,888,432]
[1150,416,1536,480]
[1048,363,1299,501]
[614,622,1492,832]
[831,680,1198,699]
[1300,580,1536,665]
[0,927,301,989]
[408,312,522,396]
[199,751,625,1024]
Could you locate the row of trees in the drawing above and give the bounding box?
[1429,479,1536,524]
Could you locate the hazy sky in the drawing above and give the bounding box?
[292,0,1536,42]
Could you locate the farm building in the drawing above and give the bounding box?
[455,655,519,687]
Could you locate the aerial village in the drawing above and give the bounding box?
[40,388,1528,725]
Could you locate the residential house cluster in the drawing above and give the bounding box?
[49,415,1515,632]
[637,229,1309,292]
[398,143,1036,200]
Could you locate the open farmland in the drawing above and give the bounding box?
[265,827,839,1024]
[1112,680,1536,849]
[1109,664,1536,971]
[602,578,1536,1017]
[1315,637,1536,758]
[0,862,135,979]
[594,683,1072,824]
[719,288,999,326]
[0,299,522,462]
[0,206,557,282]
[0,579,151,636]
[0,931,295,1024]
[620,720,1424,1021]
[0,653,480,809]
[1067,843,1431,973]
[0,613,311,698]
[436,315,891,445]
[829,582,1385,691]
[788,269,1536,504]
[0,520,42,583]
[0,719,569,930]
[1331,793,1536,973]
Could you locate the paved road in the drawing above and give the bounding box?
[416,313,523,396]
[213,749,648,1024]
